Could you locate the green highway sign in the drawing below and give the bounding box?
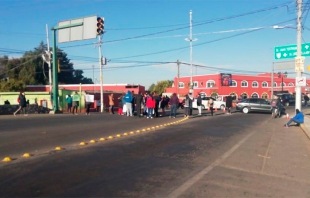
[274,43,310,59]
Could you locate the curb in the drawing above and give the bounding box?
[300,124,310,140]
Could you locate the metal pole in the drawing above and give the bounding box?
[98,35,103,113]
[271,62,274,99]
[52,28,58,112]
[282,76,284,93]
[189,10,193,94]
[177,60,180,97]
[295,0,303,110]
[46,24,52,95]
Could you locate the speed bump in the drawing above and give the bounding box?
[55,147,62,151]
[147,128,151,131]
[100,138,106,141]
[2,157,12,162]
[151,127,155,129]
[136,130,140,133]
[123,133,128,136]
[130,131,135,135]
[108,136,114,139]
[22,153,31,157]
[79,142,86,146]
[156,126,159,128]
[116,134,121,138]
[142,129,146,132]
[90,140,96,143]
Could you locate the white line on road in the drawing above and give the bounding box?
[167,130,256,198]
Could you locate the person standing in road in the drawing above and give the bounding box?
[169,93,179,118]
[117,93,125,115]
[135,92,143,117]
[160,95,168,117]
[284,109,304,127]
[146,94,155,119]
[72,91,80,115]
[124,90,133,116]
[196,93,202,116]
[304,94,309,106]
[188,93,194,116]
[153,92,161,118]
[209,97,214,116]
[184,94,190,117]
[66,95,72,113]
[108,93,115,114]
[225,95,233,115]
[85,94,93,115]
[131,91,136,115]
[14,91,28,116]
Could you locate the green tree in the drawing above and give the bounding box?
[148,83,155,92]
[151,80,173,95]
[0,42,93,91]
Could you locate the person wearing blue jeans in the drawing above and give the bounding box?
[170,104,177,118]
[169,93,179,118]
[284,109,304,127]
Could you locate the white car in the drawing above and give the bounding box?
[192,96,226,110]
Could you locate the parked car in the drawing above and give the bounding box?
[236,98,285,114]
[276,93,295,106]
[192,96,226,110]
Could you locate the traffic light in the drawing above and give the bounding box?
[97,17,104,35]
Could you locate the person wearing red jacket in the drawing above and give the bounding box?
[146,95,156,119]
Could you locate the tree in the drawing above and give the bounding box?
[150,80,173,95]
[0,42,93,91]
[148,83,155,93]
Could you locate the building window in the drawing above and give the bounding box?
[241,80,248,87]
[262,81,268,87]
[252,81,258,88]
[262,92,268,99]
[281,82,286,86]
[179,82,184,88]
[193,81,198,88]
[288,82,294,86]
[251,93,259,98]
[273,82,277,87]
[206,80,215,88]
[230,80,237,87]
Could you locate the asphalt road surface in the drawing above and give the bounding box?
[1,108,309,197]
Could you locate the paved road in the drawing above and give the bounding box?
[1,108,310,197]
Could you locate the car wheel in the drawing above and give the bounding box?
[242,107,249,114]
[201,105,205,110]
[220,105,225,110]
[285,102,289,107]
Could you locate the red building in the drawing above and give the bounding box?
[26,84,145,94]
[165,73,310,99]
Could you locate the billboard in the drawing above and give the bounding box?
[221,73,232,86]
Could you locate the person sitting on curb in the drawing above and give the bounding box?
[284,109,304,127]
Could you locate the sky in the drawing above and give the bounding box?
[0,0,310,89]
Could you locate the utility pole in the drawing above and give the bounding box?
[185,10,197,94]
[46,25,52,96]
[177,60,180,97]
[295,0,303,110]
[92,65,95,93]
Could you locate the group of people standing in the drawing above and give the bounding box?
[114,91,179,118]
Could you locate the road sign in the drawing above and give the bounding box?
[295,56,305,72]
[274,43,310,60]
[296,76,306,87]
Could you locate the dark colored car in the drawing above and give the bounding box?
[236,98,285,114]
[276,93,295,107]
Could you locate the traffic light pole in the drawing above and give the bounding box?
[98,35,104,113]
[51,22,83,112]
